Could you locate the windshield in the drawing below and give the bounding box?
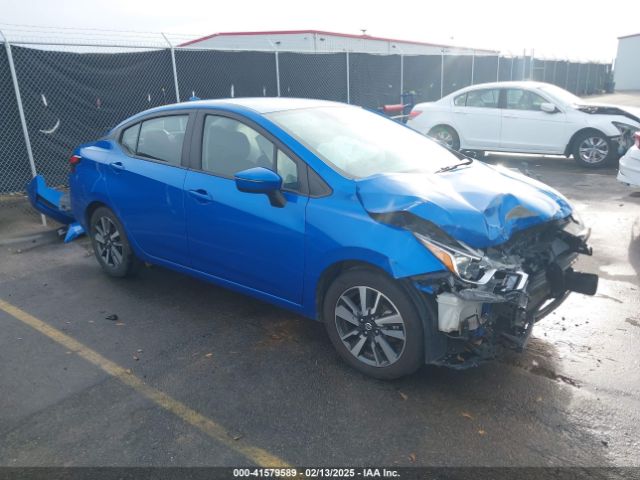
[538,84,583,106]
[266,106,462,179]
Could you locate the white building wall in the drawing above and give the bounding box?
[614,35,640,91]
[183,33,489,56]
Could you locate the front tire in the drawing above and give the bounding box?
[323,268,424,379]
[572,131,614,168]
[89,206,139,277]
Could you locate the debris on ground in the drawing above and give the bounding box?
[625,318,639,327]
[105,314,118,321]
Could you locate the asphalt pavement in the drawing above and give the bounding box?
[1,153,639,468]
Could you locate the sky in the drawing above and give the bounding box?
[0,0,637,61]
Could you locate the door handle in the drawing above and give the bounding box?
[503,114,518,119]
[188,189,213,203]
[110,161,126,172]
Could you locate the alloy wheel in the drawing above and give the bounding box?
[334,286,406,367]
[93,216,124,268]
[578,137,609,164]
[433,129,454,148]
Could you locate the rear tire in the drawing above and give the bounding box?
[572,130,614,168]
[428,125,460,151]
[322,268,424,380]
[89,206,139,278]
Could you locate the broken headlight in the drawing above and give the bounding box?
[414,233,485,282]
[612,121,639,135]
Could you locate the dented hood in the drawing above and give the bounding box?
[356,162,573,248]
[576,103,640,123]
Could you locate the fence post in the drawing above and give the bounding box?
[510,57,514,80]
[400,53,404,101]
[440,49,445,98]
[496,55,500,81]
[162,33,180,103]
[345,51,350,104]
[565,61,570,89]
[1,31,46,226]
[585,63,590,94]
[275,51,281,97]
[470,50,475,85]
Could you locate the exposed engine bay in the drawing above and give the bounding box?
[376,211,598,368]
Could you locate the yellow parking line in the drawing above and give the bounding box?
[0,298,290,468]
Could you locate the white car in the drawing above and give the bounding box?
[407,81,640,168]
[618,132,640,187]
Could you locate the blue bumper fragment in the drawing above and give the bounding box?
[26,175,85,242]
[64,222,85,243]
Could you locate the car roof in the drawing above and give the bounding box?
[188,97,345,113]
[447,81,555,96]
[113,97,346,131]
[148,97,343,115]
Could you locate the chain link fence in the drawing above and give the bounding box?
[0,28,613,225]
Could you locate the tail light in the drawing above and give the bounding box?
[69,154,82,172]
[408,110,423,120]
[634,131,640,149]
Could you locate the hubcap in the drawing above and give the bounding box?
[432,129,454,148]
[334,286,406,367]
[578,137,609,164]
[93,216,123,268]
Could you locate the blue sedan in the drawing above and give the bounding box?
[29,98,598,379]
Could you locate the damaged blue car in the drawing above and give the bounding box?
[29,98,598,379]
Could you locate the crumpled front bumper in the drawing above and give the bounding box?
[413,220,598,369]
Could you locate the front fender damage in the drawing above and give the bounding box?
[377,211,598,369]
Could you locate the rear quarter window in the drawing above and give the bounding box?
[120,123,140,154]
[454,93,467,106]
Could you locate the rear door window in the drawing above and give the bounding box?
[464,89,500,108]
[129,115,188,165]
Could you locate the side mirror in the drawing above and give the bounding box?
[540,102,557,113]
[234,167,286,207]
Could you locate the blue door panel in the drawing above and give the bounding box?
[184,170,306,304]
[104,149,189,266]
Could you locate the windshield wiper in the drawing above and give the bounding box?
[434,157,473,174]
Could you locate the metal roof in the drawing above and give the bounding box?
[179,29,499,54]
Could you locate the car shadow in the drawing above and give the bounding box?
[483,153,618,177]
[99,259,616,467]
